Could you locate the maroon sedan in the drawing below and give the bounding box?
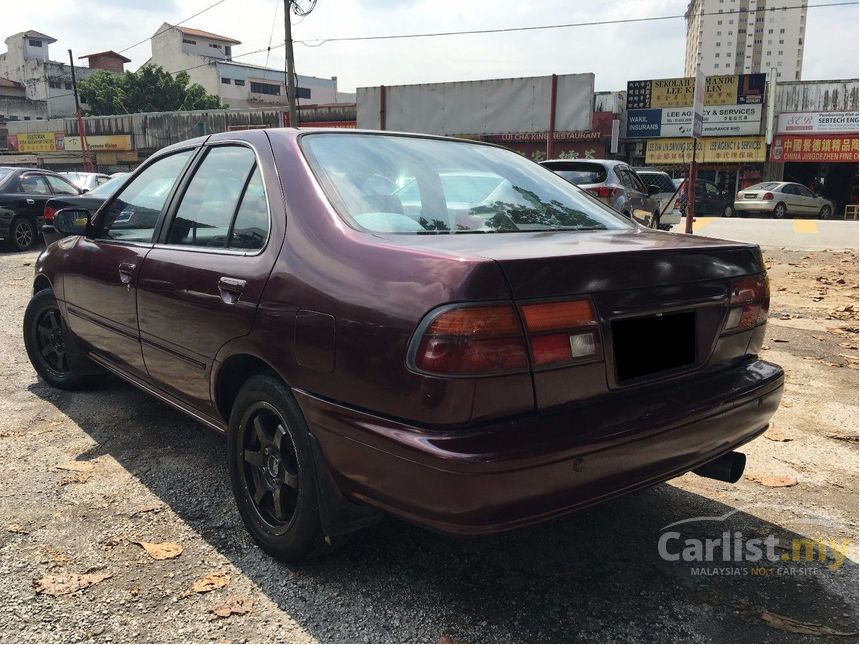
[24,129,783,561]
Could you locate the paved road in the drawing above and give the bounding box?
[670,218,859,251]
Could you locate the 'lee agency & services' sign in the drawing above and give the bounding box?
[627,74,766,138]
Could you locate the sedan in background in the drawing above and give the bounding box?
[26,129,782,562]
[540,159,662,228]
[60,172,113,193]
[677,179,735,218]
[734,181,836,219]
[42,173,129,245]
[0,167,80,251]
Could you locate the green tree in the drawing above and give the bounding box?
[78,65,222,116]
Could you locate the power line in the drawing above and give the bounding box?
[292,1,857,47]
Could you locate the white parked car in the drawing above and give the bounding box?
[734,181,836,219]
[59,171,112,193]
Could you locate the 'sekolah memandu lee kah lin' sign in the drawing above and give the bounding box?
[627,73,766,138]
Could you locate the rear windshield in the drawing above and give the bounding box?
[744,182,780,191]
[541,162,607,185]
[636,172,676,193]
[301,134,633,234]
[0,168,12,187]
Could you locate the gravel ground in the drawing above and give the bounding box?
[0,246,857,643]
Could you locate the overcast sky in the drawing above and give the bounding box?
[3,0,858,91]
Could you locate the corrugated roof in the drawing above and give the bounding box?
[176,26,241,45]
[79,50,132,63]
[0,77,24,89]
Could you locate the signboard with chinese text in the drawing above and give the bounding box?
[770,134,859,162]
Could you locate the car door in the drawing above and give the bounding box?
[136,141,278,415]
[702,181,722,215]
[17,173,53,222]
[794,184,819,216]
[779,184,801,216]
[62,148,198,381]
[617,166,652,225]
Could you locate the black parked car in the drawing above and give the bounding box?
[0,167,80,251]
[42,173,129,245]
[677,178,735,218]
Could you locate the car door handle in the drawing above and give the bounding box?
[25,198,35,205]
[218,277,246,304]
[118,262,136,285]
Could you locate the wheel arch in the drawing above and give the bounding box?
[214,352,284,423]
[33,274,52,295]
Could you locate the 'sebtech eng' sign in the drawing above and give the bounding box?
[627,74,765,138]
[777,111,859,134]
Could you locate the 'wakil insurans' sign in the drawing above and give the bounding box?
[626,74,766,138]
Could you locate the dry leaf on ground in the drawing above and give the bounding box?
[193,571,230,594]
[7,523,29,534]
[132,540,183,560]
[764,428,792,442]
[746,474,798,488]
[34,570,112,596]
[211,595,254,618]
[760,610,858,636]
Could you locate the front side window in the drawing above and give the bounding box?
[45,175,79,195]
[98,150,194,242]
[166,146,257,248]
[302,134,632,234]
[19,175,50,195]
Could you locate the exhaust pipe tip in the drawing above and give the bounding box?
[693,451,746,483]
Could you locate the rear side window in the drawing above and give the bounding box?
[746,182,779,191]
[167,145,269,251]
[98,150,195,242]
[543,162,607,185]
[637,173,675,193]
[19,175,50,195]
[45,174,79,195]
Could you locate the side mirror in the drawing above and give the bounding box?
[54,208,91,236]
[647,184,661,196]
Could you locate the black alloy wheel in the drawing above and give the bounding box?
[34,307,68,377]
[239,402,300,529]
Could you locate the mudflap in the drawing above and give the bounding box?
[307,431,383,539]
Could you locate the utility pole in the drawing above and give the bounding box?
[284,0,299,128]
[68,49,94,172]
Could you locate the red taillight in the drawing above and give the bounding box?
[762,192,774,200]
[586,186,619,200]
[43,205,57,223]
[521,298,600,368]
[411,305,529,375]
[723,274,770,333]
[410,299,603,375]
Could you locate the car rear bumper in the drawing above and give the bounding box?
[734,200,774,214]
[296,358,784,536]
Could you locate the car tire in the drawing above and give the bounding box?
[819,205,832,220]
[227,373,335,562]
[23,288,107,390]
[773,203,788,219]
[722,205,734,218]
[6,216,36,252]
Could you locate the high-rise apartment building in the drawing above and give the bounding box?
[684,0,808,80]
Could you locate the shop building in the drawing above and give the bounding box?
[769,79,859,216]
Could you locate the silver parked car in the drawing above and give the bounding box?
[59,171,112,193]
[540,159,661,228]
[734,181,836,219]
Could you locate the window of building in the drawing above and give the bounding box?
[28,39,42,47]
[779,39,784,44]
[23,116,30,121]
[182,39,197,45]
[767,50,771,55]
[718,19,723,24]
[221,77,231,84]
[64,82,72,90]
[768,28,773,33]
[798,38,803,45]
[209,43,223,50]
[295,87,311,99]
[48,81,60,89]
[715,52,720,58]
[250,81,281,95]
[234,79,245,86]
[225,46,232,56]
[716,41,721,46]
